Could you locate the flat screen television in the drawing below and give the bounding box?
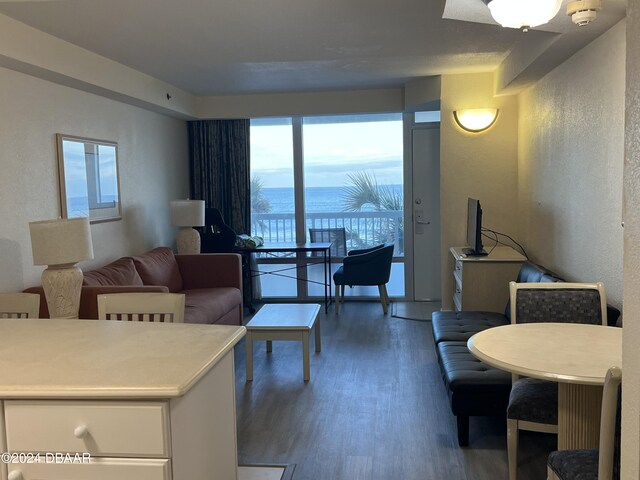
[462,198,487,256]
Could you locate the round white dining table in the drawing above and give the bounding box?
[468,323,622,450]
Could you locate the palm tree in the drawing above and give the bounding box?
[341,172,403,251]
[251,176,271,237]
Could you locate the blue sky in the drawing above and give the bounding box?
[63,140,118,199]
[250,119,403,188]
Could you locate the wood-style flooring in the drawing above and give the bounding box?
[234,302,555,480]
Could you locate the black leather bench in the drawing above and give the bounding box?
[433,261,622,446]
[432,261,563,446]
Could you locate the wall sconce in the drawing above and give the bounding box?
[171,199,205,254]
[482,0,562,31]
[453,108,499,133]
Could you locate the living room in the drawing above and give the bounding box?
[0,0,638,478]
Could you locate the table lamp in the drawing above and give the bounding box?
[29,217,94,319]
[171,199,205,254]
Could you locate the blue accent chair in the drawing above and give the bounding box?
[333,242,394,314]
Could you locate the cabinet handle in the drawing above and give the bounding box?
[8,470,22,480]
[74,425,89,438]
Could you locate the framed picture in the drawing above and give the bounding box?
[56,134,122,223]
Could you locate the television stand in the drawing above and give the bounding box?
[462,247,488,256]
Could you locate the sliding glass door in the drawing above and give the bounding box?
[250,113,404,300]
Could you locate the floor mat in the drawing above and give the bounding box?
[390,301,440,321]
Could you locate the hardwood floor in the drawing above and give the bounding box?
[234,302,555,480]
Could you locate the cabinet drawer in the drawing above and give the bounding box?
[5,401,170,458]
[7,457,170,480]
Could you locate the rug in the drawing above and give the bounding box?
[238,464,296,480]
[390,301,440,321]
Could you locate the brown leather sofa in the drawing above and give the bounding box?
[25,247,243,325]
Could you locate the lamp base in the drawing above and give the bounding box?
[41,264,83,319]
[176,227,201,254]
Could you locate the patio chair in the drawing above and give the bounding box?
[547,366,621,480]
[507,281,607,480]
[309,227,347,257]
[333,242,394,314]
[0,293,40,319]
[97,292,186,323]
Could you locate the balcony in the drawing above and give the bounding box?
[250,210,405,299]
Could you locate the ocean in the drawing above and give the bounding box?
[258,185,403,213]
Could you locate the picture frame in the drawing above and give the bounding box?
[56,134,122,223]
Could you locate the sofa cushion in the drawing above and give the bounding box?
[432,310,508,344]
[182,288,242,325]
[132,247,183,293]
[83,258,144,287]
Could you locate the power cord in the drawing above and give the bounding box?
[481,227,528,259]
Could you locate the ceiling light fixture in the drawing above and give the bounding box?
[566,0,602,26]
[481,0,563,31]
[453,108,499,133]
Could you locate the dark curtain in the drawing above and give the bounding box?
[187,119,250,235]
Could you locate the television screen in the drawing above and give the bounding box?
[463,198,487,256]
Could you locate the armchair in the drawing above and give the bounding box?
[333,242,394,314]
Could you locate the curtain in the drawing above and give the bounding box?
[187,120,250,235]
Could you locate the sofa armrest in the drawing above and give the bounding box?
[79,285,169,320]
[176,253,243,292]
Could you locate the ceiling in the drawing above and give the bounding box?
[0,0,627,96]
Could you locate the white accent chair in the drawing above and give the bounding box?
[97,293,185,323]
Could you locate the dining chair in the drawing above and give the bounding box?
[333,242,394,314]
[97,293,186,323]
[309,227,347,257]
[0,293,40,319]
[507,281,607,480]
[547,366,622,480]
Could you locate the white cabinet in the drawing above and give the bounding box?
[0,319,245,480]
[450,246,526,313]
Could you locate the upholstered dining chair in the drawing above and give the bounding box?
[547,366,622,480]
[0,293,40,319]
[507,281,607,480]
[97,292,185,323]
[333,242,394,314]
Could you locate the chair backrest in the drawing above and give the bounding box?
[201,207,236,253]
[509,282,607,326]
[0,293,40,319]
[598,366,622,480]
[97,293,185,323]
[309,227,347,257]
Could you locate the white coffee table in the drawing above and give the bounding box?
[245,304,321,382]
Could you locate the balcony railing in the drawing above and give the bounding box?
[251,210,404,255]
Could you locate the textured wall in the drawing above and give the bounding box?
[0,66,189,291]
[623,0,640,475]
[440,72,519,309]
[517,21,625,307]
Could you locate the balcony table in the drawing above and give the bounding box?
[468,323,622,450]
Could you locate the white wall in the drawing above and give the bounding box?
[439,72,520,310]
[623,0,640,475]
[0,66,189,291]
[517,21,625,307]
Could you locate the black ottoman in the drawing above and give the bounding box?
[437,341,512,446]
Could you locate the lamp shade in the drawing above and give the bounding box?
[484,0,563,29]
[29,217,94,266]
[453,108,499,133]
[171,200,205,227]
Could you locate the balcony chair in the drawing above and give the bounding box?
[97,292,186,323]
[0,293,40,319]
[333,242,394,314]
[507,281,607,480]
[547,366,621,480]
[309,227,347,257]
